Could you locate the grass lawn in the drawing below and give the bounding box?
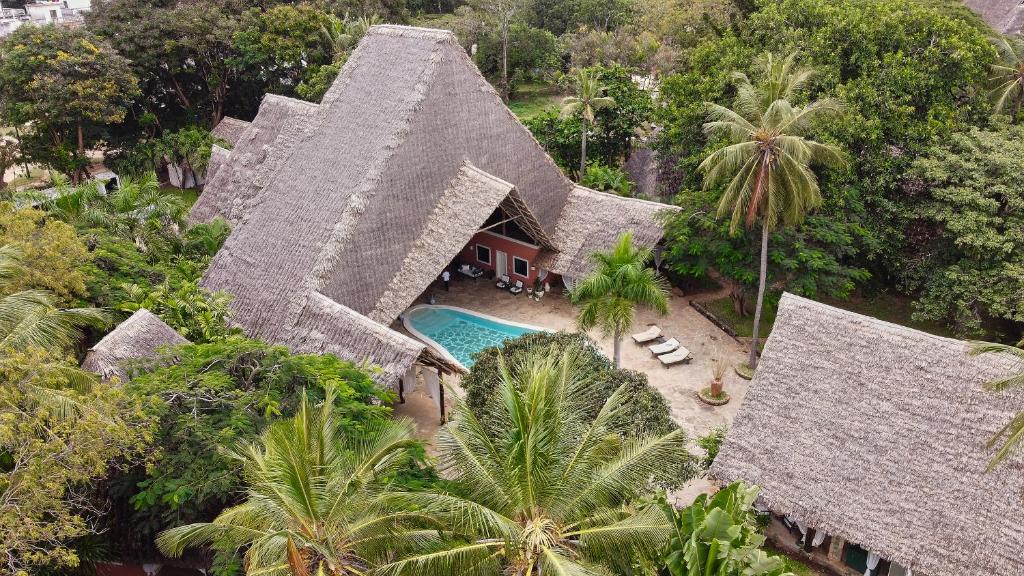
[777,554,822,576]
[705,292,956,340]
[162,184,198,208]
[508,82,563,121]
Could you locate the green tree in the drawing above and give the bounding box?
[116,338,392,546]
[989,35,1024,120]
[969,340,1024,470]
[698,52,846,369]
[0,244,107,351]
[378,347,689,575]
[157,386,426,576]
[904,124,1024,337]
[0,25,139,181]
[581,161,634,195]
[472,0,527,102]
[462,331,679,437]
[0,347,147,575]
[0,202,90,300]
[662,481,794,576]
[571,232,669,368]
[561,67,616,176]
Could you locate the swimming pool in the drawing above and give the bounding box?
[403,305,546,369]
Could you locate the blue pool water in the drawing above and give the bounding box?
[405,306,540,368]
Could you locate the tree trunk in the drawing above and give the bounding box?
[74,121,86,184]
[12,125,30,176]
[579,122,588,178]
[748,225,769,369]
[613,328,622,369]
[500,19,510,103]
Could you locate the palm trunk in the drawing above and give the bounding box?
[500,19,510,103]
[748,225,769,369]
[75,121,85,184]
[613,328,622,369]
[579,123,588,178]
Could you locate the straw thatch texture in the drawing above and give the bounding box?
[193,24,675,388]
[368,164,516,323]
[965,0,1024,33]
[82,309,189,382]
[190,94,320,225]
[541,186,678,279]
[211,116,251,148]
[205,145,229,183]
[712,293,1024,576]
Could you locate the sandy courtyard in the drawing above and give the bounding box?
[392,275,751,442]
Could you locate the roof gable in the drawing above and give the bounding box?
[82,309,189,382]
[712,293,1024,576]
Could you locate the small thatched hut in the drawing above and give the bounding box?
[82,309,189,382]
[713,293,1024,576]
[190,25,678,390]
[964,0,1024,34]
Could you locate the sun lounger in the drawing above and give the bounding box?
[658,347,692,366]
[496,274,510,289]
[509,280,524,295]
[632,325,662,343]
[649,338,679,355]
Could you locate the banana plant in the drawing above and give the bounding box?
[663,481,794,576]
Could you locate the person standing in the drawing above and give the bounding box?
[441,269,450,291]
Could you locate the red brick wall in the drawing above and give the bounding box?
[461,231,542,285]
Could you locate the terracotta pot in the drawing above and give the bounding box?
[710,378,723,396]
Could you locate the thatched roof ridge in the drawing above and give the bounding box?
[964,0,1024,33]
[368,163,516,323]
[82,309,189,382]
[190,94,320,225]
[211,116,251,148]
[712,293,1024,576]
[541,186,678,278]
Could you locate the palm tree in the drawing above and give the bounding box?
[969,340,1024,470]
[322,13,379,61]
[570,232,669,368]
[990,35,1024,120]
[378,348,688,575]
[0,243,107,351]
[561,68,616,177]
[157,387,434,576]
[699,51,846,370]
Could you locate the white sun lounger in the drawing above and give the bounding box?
[658,347,692,366]
[509,280,524,295]
[632,325,662,343]
[649,338,679,355]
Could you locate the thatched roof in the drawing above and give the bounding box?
[964,0,1024,33]
[210,116,251,148]
[541,186,678,279]
[82,309,189,382]
[191,25,674,388]
[191,94,320,225]
[712,294,1024,576]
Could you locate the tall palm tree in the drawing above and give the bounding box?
[0,243,107,351]
[157,387,434,576]
[700,51,846,370]
[990,35,1024,120]
[571,232,669,368]
[378,348,688,575]
[561,68,616,177]
[969,340,1024,470]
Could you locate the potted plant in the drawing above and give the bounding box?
[533,277,544,299]
[698,356,730,406]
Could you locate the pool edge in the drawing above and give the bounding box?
[402,304,552,372]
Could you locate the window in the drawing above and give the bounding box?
[476,244,491,264]
[513,256,529,277]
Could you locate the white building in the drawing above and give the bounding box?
[0,7,27,37]
[22,0,90,26]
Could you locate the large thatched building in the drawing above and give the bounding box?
[83,309,189,382]
[964,0,1024,34]
[192,25,677,389]
[713,294,1024,576]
